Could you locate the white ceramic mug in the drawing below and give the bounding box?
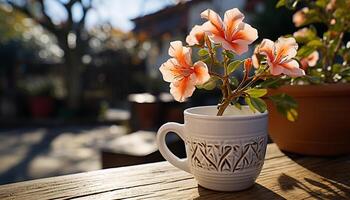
[157,106,268,191]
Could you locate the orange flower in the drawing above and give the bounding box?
[200,8,258,55]
[253,37,305,77]
[293,7,309,27]
[159,41,210,102]
[300,51,319,70]
[186,25,205,46]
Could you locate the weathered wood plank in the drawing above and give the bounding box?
[0,144,349,200]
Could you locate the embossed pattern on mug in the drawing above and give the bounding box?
[187,136,267,173]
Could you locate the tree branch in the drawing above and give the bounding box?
[78,0,92,29]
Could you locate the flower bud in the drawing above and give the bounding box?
[244,58,253,74]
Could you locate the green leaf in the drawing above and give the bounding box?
[259,78,285,89]
[302,9,323,26]
[245,97,256,113]
[332,64,343,73]
[269,94,299,121]
[277,0,299,9]
[269,94,298,108]
[340,67,350,76]
[305,75,322,84]
[297,46,316,58]
[227,60,243,74]
[197,77,217,90]
[250,97,267,113]
[245,88,267,98]
[315,0,328,8]
[276,0,286,8]
[230,77,239,87]
[306,40,323,48]
[226,51,235,59]
[234,103,242,110]
[198,49,208,57]
[286,108,298,122]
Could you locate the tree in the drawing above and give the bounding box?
[4,0,93,111]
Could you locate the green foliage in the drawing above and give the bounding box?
[198,48,208,57]
[269,93,298,122]
[276,0,299,9]
[251,97,267,113]
[294,28,317,43]
[245,96,267,113]
[259,78,286,89]
[223,50,235,60]
[340,67,350,77]
[245,88,267,98]
[0,5,28,43]
[297,46,316,58]
[230,77,239,87]
[306,39,323,48]
[279,0,350,84]
[233,103,242,110]
[244,96,255,113]
[227,60,243,75]
[197,77,218,90]
[304,75,322,84]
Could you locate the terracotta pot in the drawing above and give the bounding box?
[28,96,54,118]
[267,84,350,156]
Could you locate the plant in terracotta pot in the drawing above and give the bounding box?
[156,8,305,191]
[264,0,350,156]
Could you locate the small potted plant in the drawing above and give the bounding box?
[266,0,350,156]
[18,76,55,118]
[156,8,304,191]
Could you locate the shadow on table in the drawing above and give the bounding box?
[194,183,286,200]
[278,153,350,199]
[278,173,349,199]
[0,126,101,185]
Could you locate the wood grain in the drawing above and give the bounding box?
[0,144,349,200]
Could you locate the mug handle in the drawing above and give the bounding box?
[157,122,190,173]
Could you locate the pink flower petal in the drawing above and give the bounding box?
[258,39,275,62]
[307,51,319,67]
[159,58,181,83]
[201,21,223,37]
[252,54,259,69]
[230,39,250,55]
[200,9,224,32]
[274,37,298,62]
[168,41,192,66]
[168,41,183,58]
[186,25,205,46]
[293,7,308,27]
[223,8,244,37]
[232,23,258,44]
[252,45,260,68]
[280,59,305,77]
[301,51,319,70]
[293,27,309,38]
[193,61,210,85]
[170,75,196,102]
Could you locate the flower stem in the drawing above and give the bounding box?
[216,52,233,116]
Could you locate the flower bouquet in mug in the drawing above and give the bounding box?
[156,8,305,191]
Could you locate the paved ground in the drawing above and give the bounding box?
[0,125,127,185]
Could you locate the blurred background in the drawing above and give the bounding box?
[0,0,296,185]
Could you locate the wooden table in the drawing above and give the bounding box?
[0,144,349,200]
